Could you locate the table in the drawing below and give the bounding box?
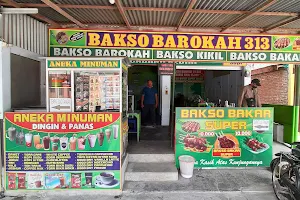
[128,112,141,142]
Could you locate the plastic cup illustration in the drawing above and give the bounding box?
[88,134,97,148]
[105,129,111,143]
[70,136,77,151]
[78,136,86,150]
[7,127,17,141]
[33,134,40,147]
[112,125,119,139]
[97,131,104,146]
[17,131,25,145]
[51,136,59,143]
[60,136,69,151]
[25,133,33,147]
[52,143,58,151]
[43,136,50,150]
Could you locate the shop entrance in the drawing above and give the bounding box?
[128,65,170,141]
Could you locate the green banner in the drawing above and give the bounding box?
[5,112,121,190]
[48,60,120,68]
[49,29,300,63]
[175,107,273,168]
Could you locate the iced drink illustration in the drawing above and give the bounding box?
[105,129,111,142]
[43,136,50,150]
[97,131,104,146]
[25,133,33,147]
[52,143,58,151]
[33,135,40,147]
[17,131,25,145]
[88,134,97,148]
[60,136,68,151]
[7,127,17,141]
[70,136,77,150]
[78,136,86,150]
[112,125,119,139]
[51,136,59,143]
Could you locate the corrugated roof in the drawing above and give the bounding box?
[121,0,190,8]
[193,0,266,11]
[127,10,182,26]
[38,7,71,23]
[234,15,292,28]
[263,0,300,12]
[279,19,300,29]
[2,0,300,33]
[53,0,112,6]
[14,0,41,3]
[184,13,241,27]
[63,8,125,24]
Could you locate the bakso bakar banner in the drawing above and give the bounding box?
[50,29,300,63]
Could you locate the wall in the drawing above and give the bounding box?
[252,67,288,105]
[0,14,48,56]
[11,54,40,108]
[205,70,243,104]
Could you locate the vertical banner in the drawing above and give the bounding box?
[175,108,273,168]
[4,112,121,190]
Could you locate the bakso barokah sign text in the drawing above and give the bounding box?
[5,112,121,190]
[175,108,273,168]
[50,29,300,63]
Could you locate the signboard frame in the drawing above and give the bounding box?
[175,107,274,168]
[49,29,300,63]
[4,112,123,191]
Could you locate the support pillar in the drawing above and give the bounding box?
[295,65,300,106]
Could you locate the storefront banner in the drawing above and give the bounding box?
[50,29,300,63]
[48,60,120,68]
[175,69,204,83]
[5,112,121,190]
[175,108,273,168]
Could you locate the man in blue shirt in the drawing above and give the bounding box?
[141,80,158,127]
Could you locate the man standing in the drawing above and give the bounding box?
[141,80,158,127]
[238,79,262,107]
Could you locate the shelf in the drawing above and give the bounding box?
[49,86,71,89]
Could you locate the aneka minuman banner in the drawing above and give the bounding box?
[5,112,121,190]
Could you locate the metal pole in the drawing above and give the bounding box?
[295,65,300,106]
[170,62,176,148]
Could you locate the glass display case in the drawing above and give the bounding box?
[46,57,129,115]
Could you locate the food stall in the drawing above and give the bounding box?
[4,57,129,191]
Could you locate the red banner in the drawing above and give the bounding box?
[175,69,204,83]
[5,112,120,133]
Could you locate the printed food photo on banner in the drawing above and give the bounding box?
[4,113,122,190]
[175,108,273,168]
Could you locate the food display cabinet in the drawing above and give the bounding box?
[46,57,129,117]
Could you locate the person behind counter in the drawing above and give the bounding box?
[141,80,158,127]
[238,79,262,107]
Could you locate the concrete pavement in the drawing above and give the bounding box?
[2,191,277,200]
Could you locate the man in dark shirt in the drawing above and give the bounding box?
[141,80,158,127]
